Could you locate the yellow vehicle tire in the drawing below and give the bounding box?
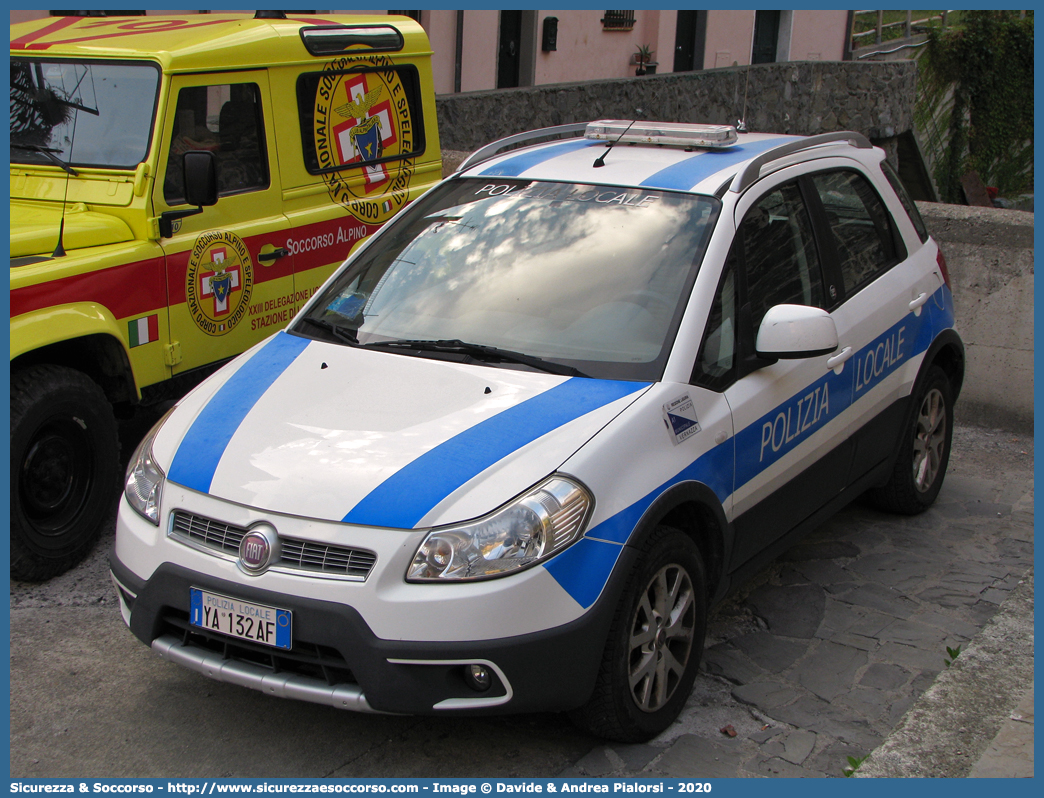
[11,365,120,581]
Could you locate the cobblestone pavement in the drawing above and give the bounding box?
[562,426,1034,778]
[857,570,1033,778]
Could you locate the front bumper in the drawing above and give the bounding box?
[109,548,635,716]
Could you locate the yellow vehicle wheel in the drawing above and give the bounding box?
[10,365,120,581]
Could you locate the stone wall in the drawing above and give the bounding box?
[917,203,1035,432]
[436,60,917,153]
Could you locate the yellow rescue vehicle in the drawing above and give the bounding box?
[10,12,443,580]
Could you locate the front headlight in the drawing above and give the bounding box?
[407,476,593,582]
[124,410,172,526]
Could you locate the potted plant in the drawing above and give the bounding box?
[634,44,653,76]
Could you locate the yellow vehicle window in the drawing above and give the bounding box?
[164,83,269,205]
[11,58,159,170]
[295,63,426,176]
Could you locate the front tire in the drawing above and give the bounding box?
[868,365,954,514]
[11,365,121,581]
[571,526,707,742]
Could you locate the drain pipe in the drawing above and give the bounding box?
[454,10,464,93]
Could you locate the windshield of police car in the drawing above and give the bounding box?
[10,59,159,169]
[298,179,719,381]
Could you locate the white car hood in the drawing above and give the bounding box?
[155,332,649,529]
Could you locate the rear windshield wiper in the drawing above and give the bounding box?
[11,143,77,176]
[297,316,359,346]
[361,338,588,378]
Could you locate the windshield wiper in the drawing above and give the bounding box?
[297,317,359,346]
[11,143,78,176]
[361,338,588,377]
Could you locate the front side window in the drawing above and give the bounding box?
[692,258,736,391]
[10,58,159,169]
[739,182,825,333]
[163,82,268,205]
[295,179,720,381]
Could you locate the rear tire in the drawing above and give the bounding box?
[867,365,953,515]
[570,526,707,742]
[11,365,120,581]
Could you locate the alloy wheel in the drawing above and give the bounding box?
[912,387,947,493]
[627,563,696,713]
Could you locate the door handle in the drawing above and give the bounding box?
[826,346,853,373]
[908,292,929,315]
[257,247,289,263]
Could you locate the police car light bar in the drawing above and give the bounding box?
[585,120,738,149]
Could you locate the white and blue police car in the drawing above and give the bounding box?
[112,121,964,741]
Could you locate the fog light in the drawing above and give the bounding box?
[464,664,492,692]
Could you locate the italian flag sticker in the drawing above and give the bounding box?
[382,199,393,213]
[128,315,159,348]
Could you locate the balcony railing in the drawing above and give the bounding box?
[850,9,954,54]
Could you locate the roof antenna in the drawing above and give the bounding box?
[738,63,751,133]
[593,120,635,168]
[735,67,751,133]
[737,31,755,133]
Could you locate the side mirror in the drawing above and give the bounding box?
[755,304,838,360]
[183,150,218,207]
[159,150,219,238]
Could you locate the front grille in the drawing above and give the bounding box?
[170,510,377,580]
[172,512,244,554]
[161,609,356,687]
[280,538,377,578]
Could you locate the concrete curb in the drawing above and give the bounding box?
[855,568,1034,777]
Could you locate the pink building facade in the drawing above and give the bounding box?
[9,9,851,95]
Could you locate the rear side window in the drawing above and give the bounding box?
[296,63,426,176]
[881,161,930,244]
[810,171,898,296]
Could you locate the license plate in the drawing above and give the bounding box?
[190,588,292,650]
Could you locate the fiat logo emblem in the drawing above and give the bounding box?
[239,523,279,574]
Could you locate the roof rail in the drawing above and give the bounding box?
[729,131,873,194]
[455,123,589,175]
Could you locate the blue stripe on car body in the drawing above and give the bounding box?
[932,283,956,333]
[545,437,734,608]
[478,139,598,177]
[342,377,650,529]
[546,287,953,607]
[540,538,628,610]
[639,137,791,191]
[168,332,311,494]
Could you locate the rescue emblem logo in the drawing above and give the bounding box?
[313,55,415,226]
[185,230,254,336]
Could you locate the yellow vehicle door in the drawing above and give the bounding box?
[156,70,297,374]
